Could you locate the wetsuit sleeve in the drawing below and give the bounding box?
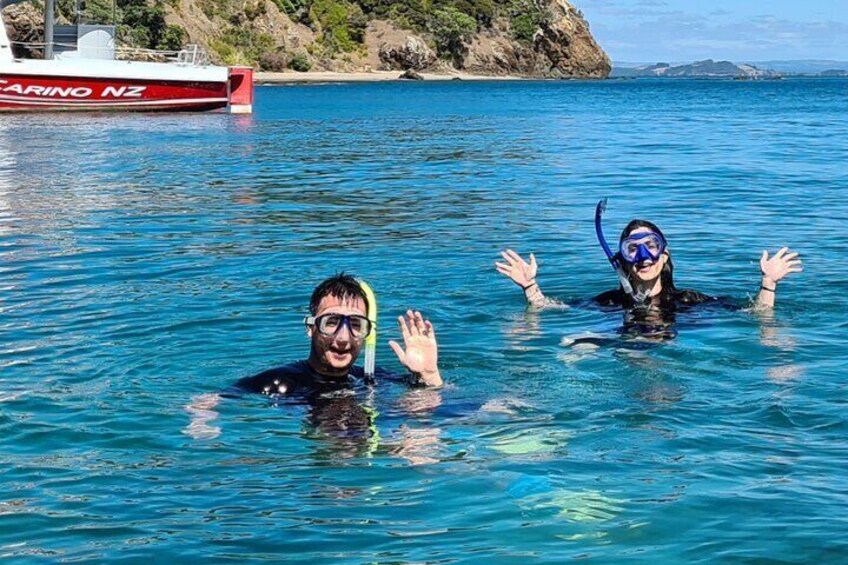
[675,290,742,310]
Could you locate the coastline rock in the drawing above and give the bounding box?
[531,0,611,78]
[464,30,530,75]
[462,0,610,78]
[366,21,438,71]
[379,35,436,71]
[399,69,424,80]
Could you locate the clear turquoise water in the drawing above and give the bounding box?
[1,79,847,562]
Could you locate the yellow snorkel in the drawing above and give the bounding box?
[357,279,378,379]
[356,279,380,454]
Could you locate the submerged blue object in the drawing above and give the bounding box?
[619,231,666,264]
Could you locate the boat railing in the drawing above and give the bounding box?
[116,44,210,65]
[8,40,212,66]
[177,45,210,66]
[9,40,80,51]
[7,39,80,59]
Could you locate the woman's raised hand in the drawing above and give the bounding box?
[760,247,803,285]
[496,249,538,288]
[756,247,802,309]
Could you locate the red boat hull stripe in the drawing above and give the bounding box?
[0,72,230,112]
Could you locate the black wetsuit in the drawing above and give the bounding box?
[585,288,731,342]
[230,361,414,453]
[592,288,717,309]
[232,360,406,397]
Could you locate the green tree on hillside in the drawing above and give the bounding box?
[309,0,367,53]
[430,6,475,66]
[507,0,548,43]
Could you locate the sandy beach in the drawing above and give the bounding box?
[255,70,526,83]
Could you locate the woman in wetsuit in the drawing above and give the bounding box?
[496,210,802,318]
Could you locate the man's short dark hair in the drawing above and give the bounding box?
[309,273,368,314]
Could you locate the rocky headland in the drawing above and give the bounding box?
[2,0,610,78]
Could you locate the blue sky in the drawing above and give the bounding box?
[572,0,848,63]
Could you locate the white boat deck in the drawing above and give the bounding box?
[0,57,229,83]
[0,11,228,83]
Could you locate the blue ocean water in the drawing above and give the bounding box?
[1,79,846,563]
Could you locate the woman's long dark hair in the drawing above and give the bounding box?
[617,219,676,301]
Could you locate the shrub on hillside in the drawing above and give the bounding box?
[508,0,548,43]
[429,6,475,66]
[59,0,113,24]
[452,0,494,27]
[117,25,151,48]
[358,0,427,28]
[290,52,312,71]
[158,24,186,50]
[309,0,367,53]
[102,0,188,51]
[506,0,551,43]
[207,27,276,65]
[274,0,311,20]
[259,51,289,71]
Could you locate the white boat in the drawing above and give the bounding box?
[0,0,252,112]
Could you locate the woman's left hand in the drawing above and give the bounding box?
[760,247,803,285]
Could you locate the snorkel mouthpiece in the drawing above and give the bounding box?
[357,279,378,379]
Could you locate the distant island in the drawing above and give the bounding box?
[612,59,780,79]
[2,0,611,79]
[613,59,848,79]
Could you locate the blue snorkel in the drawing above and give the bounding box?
[594,199,647,303]
[594,199,618,266]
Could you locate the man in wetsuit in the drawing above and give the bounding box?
[184,273,442,441]
[234,273,442,395]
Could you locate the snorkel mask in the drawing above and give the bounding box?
[619,231,666,265]
[356,279,378,380]
[594,199,649,303]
